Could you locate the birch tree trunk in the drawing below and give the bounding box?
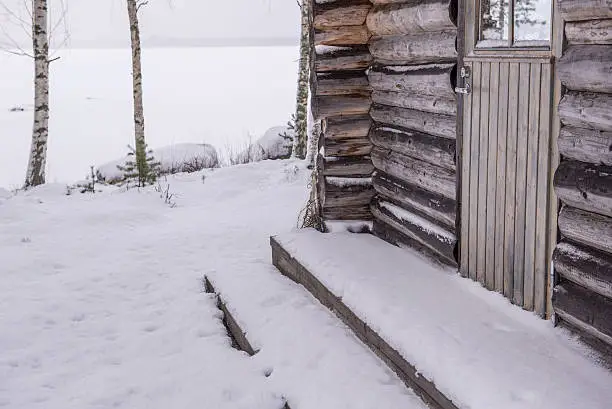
[127,0,148,185]
[293,0,311,159]
[24,0,50,188]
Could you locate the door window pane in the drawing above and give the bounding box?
[481,0,509,42]
[514,0,551,42]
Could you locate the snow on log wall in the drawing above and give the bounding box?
[553,0,612,359]
[313,0,376,223]
[366,0,459,266]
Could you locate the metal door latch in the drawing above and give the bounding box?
[455,66,471,95]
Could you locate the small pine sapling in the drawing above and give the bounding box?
[278,115,296,159]
[117,141,161,187]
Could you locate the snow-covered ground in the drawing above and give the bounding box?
[0,47,297,189]
[0,161,428,409]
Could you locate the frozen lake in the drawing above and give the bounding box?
[0,46,298,189]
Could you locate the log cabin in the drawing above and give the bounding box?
[288,0,612,368]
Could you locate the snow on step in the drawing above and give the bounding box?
[274,231,612,409]
[206,267,428,409]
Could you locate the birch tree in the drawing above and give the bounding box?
[0,0,67,188]
[292,0,311,160]
[126,0,149,186]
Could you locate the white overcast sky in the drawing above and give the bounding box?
[0,0,300,47]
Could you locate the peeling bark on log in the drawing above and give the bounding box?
[554,240,612,299]
[367,0,456,36]
[558,206,612,254]
[325,135,373,156]
[371,146,456,199]
[373,171,457,230]
[369,31,457,65]
[554,160,612,218]
[558,126,612,166]
[317,154,374,176]
[558,45,612,93]
[558,0,612,22]
[553,281,612,347]
[315,25,371,46]
[317,72,371,96]
[323,204,373,220]
[371,198,457,266]
[566,19,612,44]
[323,114,372,139]
[315,46,373,72]
[370,125,456,170]
[323,176,375,207]
[559,92,612,132]
[371,104,456,139]
[372,90,457,116]
[368,63,456,99]
[314,4,371,29]
[316,95,372,119]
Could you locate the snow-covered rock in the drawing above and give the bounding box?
[97,143,219,183]
[238,125,293,163]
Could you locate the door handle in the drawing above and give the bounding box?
[455,65,471,95]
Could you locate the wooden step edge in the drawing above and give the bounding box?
[270,236,460,409]
[204,276,259,357]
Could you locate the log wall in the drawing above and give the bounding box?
[313,0,375,225]
[366,0,459,266]
[553,1,612,360]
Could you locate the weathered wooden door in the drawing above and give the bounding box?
[457,0,558,315]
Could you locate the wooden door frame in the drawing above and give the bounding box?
[455,0,563,317]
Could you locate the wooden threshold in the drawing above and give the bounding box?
[270,236,459,409]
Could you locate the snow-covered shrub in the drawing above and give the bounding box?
[227,125,294,165]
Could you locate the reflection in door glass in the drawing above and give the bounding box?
[514,0,551,42]
[481,0,509,41]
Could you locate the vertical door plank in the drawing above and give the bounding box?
[468,62,482,281]
[504,62,520,301]
[513,62,531,307]
[535,63,552,317]
[495,62,509,293]
[523,63,541,311]
[460,62,474,278]
[486,62,500,290]
[477,62,491,285]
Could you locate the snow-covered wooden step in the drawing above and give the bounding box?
[271,230,612,409]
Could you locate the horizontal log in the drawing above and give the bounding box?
[371,145,456,199]
[553,281,612,346]
[315,95,372,119]
[369,31,457,65]
[370,125,456,170]
[323,177,374,207]
[558,0,612,22]
[558,45,612,93]
[317,72,371,96]
[370,103,456,139]
[373,171,457,230]
[322,204,373,220]
[559,91,612,132]
[315,25,371,46]
[371,198,457,266]
[554,241,612,299]
[558,205,612,254]
[317,154,374,176]
[325,135,372,156]
[314,4,371,29]
[554,160,612,218]
[323,114,372,139]
[558,125,612,166]
[555,312,612,367]
[368,63,456,99]
[367,0,456,36]
[566,19,612,45]
[372,90,457,116]
[315,46,373,72]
